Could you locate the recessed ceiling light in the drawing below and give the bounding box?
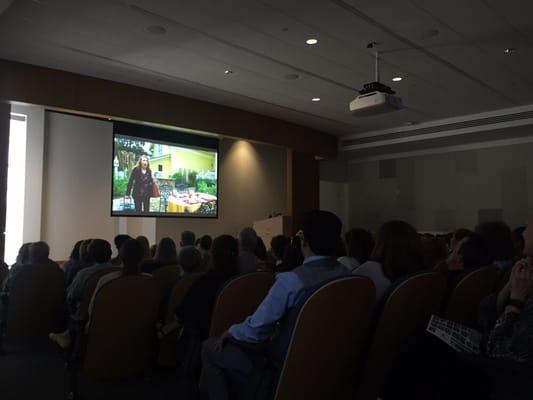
[224,70,233,75]
[147,25,167,35]
[392,76,403,82]
[306,38,318,45]
[504,48,516,54]
[312,97,321,102]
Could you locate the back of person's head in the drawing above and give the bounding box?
[281,236,304,271]
[87,239,112,264]
[271,235,290,261]
[212,235,239,277]
[346,228,375,264]
[180,230,196,247]
[239,227,258,252]
[69,240,83,261]
[114,234,132,251]
[119,239,144,275]
[422,237,448,269]
[29,241,50,264]
[79,239,93,264]
[335,238,347,258]
[475,221,513,262]
[136,236,151,259]
[179,246,202,274]
[300,210,342,256]
[199,235,212,251]
[155,237,177,264]
[457,233,492,269]
[254,236,267,260]
[513,226,526,259]
[16,243,32,265]
[372,220,423,281]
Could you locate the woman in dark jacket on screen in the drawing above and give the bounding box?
[126,155,153,213]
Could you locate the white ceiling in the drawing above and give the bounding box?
[1,0,532,136]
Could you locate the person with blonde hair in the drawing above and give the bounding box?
[126,154,154,213]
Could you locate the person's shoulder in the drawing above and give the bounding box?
[353,260,381,274]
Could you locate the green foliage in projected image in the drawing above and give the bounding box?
[196,180,217,196]
[113,176,129,197]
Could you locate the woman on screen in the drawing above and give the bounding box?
[126,155,153,213]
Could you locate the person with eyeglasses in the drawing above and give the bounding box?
[201,210,349,400]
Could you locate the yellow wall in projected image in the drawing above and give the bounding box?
[150,145,216,179]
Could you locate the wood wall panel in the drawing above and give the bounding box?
[0,59,337,158]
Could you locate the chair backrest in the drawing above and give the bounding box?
[151,264,182,288]
[84,275,161,378]
[209,271,275,338]
[274,277,375,400]
[356,271,446,400]
[494,265,512,294]
[158,272,205,367]
[444,266,499,327]
[78,267,120,317]
[6,264,65,337]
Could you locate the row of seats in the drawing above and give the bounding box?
[1,263,501,399]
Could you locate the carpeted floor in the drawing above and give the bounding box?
[0,337,192,400]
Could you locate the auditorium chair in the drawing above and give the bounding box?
[443,266,498,328]
[77,267,120,319]
[151,264,182,289]
[355,271,446,400]
[209,271,275,338]
[273,276,375,400]
[157,272,204,367]
[4,263,65,338]
[68,274,162,398]
[81,275,161,379]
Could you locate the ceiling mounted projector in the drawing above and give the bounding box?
[350,50,404,116]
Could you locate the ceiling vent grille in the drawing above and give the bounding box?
[341,106,533,150]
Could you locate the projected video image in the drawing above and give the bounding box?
[112,134,218,217]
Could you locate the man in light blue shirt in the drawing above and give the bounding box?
[201,211,349,400]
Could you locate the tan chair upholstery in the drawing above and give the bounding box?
[151,264,182,287]
[158,272,204,367]
[274,277,375,400]
[83,275,161,379]
[356,271,446,400]
[444,266,498,327]
[77,267,120,318]
[6,264,65,337]
[209,271,275,338]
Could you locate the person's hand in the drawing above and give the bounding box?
[214,330,230,352]
[509,258,533,302]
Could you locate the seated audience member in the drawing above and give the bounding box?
[66,239,93,286]
[354,220,423,302]
[238,227,263,274]
[0,261,7,280]
[422,237,449,270]
[179,245,202,275]
[66,239,113,309]
[254,236,267,261]
[1,243,31,291]
[476,221,514,270]
[28,241,59,268]
[62,240,84,282]
[150,244,157,258]
[338,228,375,272]
[198,235,213,270]
[176,235,239,341]
[136,235,152,260]
[335,237,347,258]
[512,226,526,261]
[180,230,196,248]
[270,235,290,271]
[87,239,145,322]
[201,210,349,400]
[141,237,178,274]
[110,234,131,266]
[449,228,472,253]
[49,239,113,348]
